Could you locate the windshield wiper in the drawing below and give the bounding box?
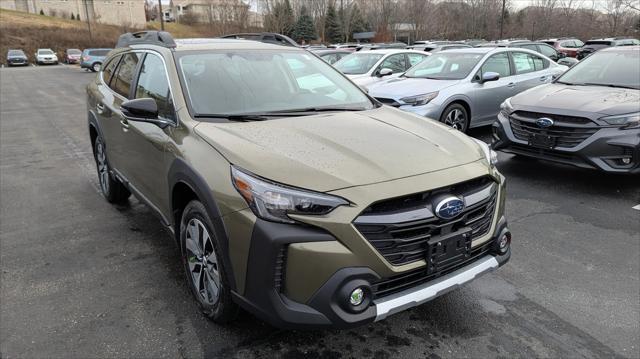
[264,107,369,114]
[194,107,369,121]
[194,114,271,121]
[581,83,639,90]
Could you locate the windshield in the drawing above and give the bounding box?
[404,52,483,79]
[334,53,384,74]
[8,50,24,56]
[38,50,54,55]
[557,50,640,89]
[177,50,373,117]
[68,49,81,54]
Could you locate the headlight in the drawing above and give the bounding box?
[400,91,438,106]
[471,138,498,167]
[231,166,349,224]
[500,98,514,117]
[600,112,639,129]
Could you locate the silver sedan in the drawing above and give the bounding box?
[368,47,568,132]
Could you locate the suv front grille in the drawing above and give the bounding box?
[354,176,497,266]
[372,241,493,299]
[375,97,401,107]
[509,113,599,148]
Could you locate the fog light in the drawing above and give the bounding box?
[349,287,364,306]
[621,157,631,165]
[498,232,511,254]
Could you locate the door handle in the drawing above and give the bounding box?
[507,82,516,88]
[96,103,105,114]
[539,76,548,81]
[120,116,130,130]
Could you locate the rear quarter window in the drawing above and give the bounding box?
[102,55,122,86]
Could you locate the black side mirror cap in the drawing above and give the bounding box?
[121,98,158,120]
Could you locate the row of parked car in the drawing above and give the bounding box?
[5,47,112,71]
[310,38,638,174]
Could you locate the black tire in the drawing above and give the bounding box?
[91,62,101,72]
[439,103,470,133]
[180,200,237,323]
[93,136,130,203]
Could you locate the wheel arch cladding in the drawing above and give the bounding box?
[167,158,237,292]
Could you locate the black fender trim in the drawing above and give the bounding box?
[167,158,237,292]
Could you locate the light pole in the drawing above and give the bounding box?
[84,0,93,42]
[499,0,506,40]
[158,0,165,30]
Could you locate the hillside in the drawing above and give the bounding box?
[0,9,213,65]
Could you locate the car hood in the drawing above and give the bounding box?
[347,74,402,88]
[8,56,27,59]
[194,107,484,192]
[368,77,461,100]
[511,83,640,116]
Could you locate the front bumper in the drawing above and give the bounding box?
[492,112,640,174]
[397,101,443,119]
[230,170,511,329]
[38,58,57,64]
[7,59,28,66]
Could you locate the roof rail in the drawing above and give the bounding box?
[116,31,176,48]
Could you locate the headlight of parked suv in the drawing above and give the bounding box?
[400,91,438,106]
[231,166,349,224]
[471,138,498,167]
[601,112,640,129]
[500,98,514,117]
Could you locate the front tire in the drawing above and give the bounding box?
[93,136,130,203]
[91,62,101,72]
[440,103,470,133]
[180,200,237,323]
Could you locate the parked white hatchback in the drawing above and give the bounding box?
[333,49,429,88]
[35,48,58,65]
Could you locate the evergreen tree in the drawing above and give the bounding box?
[39,9,44,15]
[71,13,75,20]
[76,13,80,21]
[349,4,368,41]
[265,0,295,37]
[324,4,342,43]
[292,6,317,43]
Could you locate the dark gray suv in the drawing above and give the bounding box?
[492,46,639,174]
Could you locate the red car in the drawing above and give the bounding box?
[539,38,584,57]
[62,48,82,64]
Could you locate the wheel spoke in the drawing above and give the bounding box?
[203,270,219,302]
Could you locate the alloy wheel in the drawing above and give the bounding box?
[444,108,467,131]
[95,140,109,194]
[185,218,220,305]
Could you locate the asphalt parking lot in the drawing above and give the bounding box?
[0,65,638,359]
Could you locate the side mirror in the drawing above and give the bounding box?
[377,68,393,77]
[481,71,500,83]
[121,98,173,128]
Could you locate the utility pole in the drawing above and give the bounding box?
[158,0,165,31]
[84,0,93,42]
[499,0,506,40]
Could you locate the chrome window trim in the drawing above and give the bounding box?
[99,49,178,127]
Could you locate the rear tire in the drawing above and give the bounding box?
[180,200,237,323]
[440,103,470,133]
[93,136,130,204]
[91,62,101,72]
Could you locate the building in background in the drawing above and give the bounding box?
[0,0,146,27]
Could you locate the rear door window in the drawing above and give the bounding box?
[102,55,122,86]
[512,52,546,74]
[378,54,406,73]
[111,52,141,98]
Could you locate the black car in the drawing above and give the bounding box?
[576,37,640,59]
[6,49,29,66]
[492,46,640,174]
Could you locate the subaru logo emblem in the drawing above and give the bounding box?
[536,117,554,128]
[434,197,465,220]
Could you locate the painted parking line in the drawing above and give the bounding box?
[633,204,640,211]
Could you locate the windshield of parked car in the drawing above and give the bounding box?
[177,50,374,117]
[557,50,640,89]
[8,50,24,56]
[334,53,384,74]
[38,50,54,55]
[403,52,483,79]
[67,49,81,54]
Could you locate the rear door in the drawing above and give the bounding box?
[93,54,124,171]
[123,52,175,215]
[103,52,143,179]
[472,52,516,124]
[511,51,552,92]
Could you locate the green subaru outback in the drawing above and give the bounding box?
[87,31,511,329]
